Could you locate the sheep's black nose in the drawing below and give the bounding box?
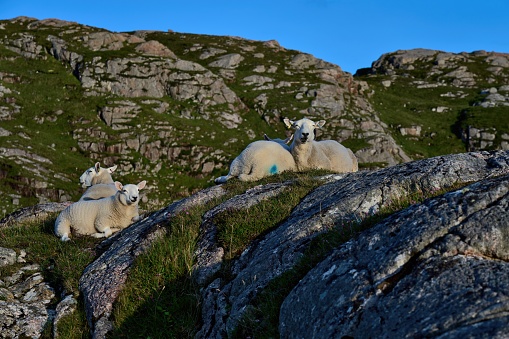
[131,196,138,202]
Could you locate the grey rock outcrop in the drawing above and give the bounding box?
[280,170,509,338]
[0,202,71,228]
[0,261,56,338]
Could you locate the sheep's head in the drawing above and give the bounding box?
[116,180,147,206]
[79,162,118,188]
[283,118,326,144]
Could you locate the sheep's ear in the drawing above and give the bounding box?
[114,181,123,190]
[316,120,326,128]
[108,165,118,173]
[94,162,101,173]
[137,180,147,190]
[283,118,293,129]
[263,134,271,141]
[284,134,294,144]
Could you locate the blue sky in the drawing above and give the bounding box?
[2,0,508,74]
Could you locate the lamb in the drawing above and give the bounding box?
[79,184,120,201]
[214,134,296,183]
[283,117,358,173]
[55,180,146,241]
[79,162,117,187]
[78,162,119,201]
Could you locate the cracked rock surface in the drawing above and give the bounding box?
[197,150,509,337]
[279,170,509,338]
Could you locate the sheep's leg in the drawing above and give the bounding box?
[215,157,242,184]
[238,163,277,182]
[54,217,71,242]
[214,175,229,184]
[91,225,113,238]
[91,227,122,238]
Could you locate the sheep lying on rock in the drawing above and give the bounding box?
[79,162,119,201]
[215,135,296,183]
[284,118,358,173]
[55,181,146,241]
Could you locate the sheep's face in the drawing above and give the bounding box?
[79,163,117,188]
[284,118,326,144]
[116,181,147,206]
[79,167,96,188]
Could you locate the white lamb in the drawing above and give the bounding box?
[55,181,146,241]
[79,162,117,187]
[284,117,358,173]
[78,162,119,201]
[214,134,296,183]
[79,184,120,201]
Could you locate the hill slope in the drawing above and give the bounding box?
[0,16,407,216]
[356,48,509,159]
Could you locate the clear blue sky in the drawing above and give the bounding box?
[2,0,508,74]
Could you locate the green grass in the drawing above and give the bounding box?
[230,181,468,338]
[214,174,323,261]
[111,205,205,338]
[0,172,471,338]
[109,171,327,337]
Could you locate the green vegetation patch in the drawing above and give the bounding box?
[111,205,205,338]
[214,173,324,261]
[231,181,469,338]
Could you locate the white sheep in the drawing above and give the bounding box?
[79,184,119,201]
[55,180,146,241]
[79,162,117,188]
[283,117,358,173]
[78,162,119,201]
[215,134,296,183]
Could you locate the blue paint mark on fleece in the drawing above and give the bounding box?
[270,165,278,175]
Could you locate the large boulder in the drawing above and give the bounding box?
[280,171,509,338]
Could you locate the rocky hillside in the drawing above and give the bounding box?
[356,48,509,159]
[2,18,509,217]
[0,16,410,217]
[2,16,509,336]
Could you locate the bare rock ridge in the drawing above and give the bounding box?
[280,166,509,338]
